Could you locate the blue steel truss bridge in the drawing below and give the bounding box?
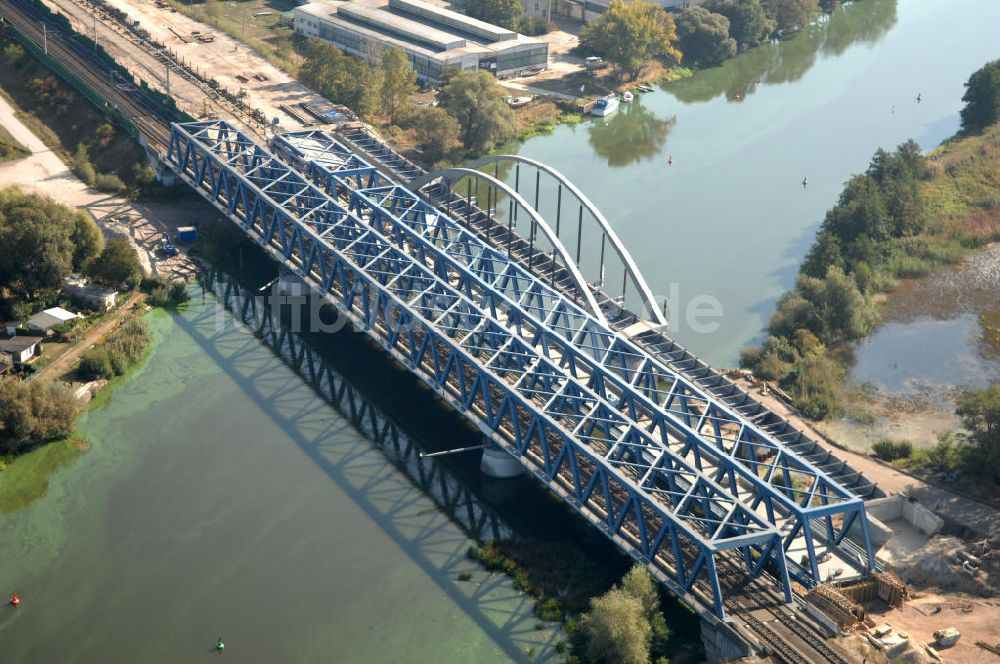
[0,2,886,657]
[165,119,880,628]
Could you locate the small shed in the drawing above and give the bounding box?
[63,282,118,310]
[26,307,79,334]
[0,336,41,363]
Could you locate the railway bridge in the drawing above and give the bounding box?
[0,1,884,658]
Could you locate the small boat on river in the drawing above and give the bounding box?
[621,90,634,103]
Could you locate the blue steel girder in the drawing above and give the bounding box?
[167,121,795,619]
[266,128,876,585]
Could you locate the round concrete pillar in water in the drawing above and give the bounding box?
[480,441,524,479]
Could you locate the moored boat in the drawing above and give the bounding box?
[589,96,620,116]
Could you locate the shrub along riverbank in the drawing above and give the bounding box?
[741,60,1000,420]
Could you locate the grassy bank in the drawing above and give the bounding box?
[0,124,30,163]
[742,121,1000,420]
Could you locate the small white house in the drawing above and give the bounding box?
[0,336,41,363]
[26,307,79,335]
[63,282,118,310]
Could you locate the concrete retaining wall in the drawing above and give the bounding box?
[863,495,944,536]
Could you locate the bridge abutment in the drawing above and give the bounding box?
[700,617,755,661]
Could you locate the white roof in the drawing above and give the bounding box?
[26,307,79,330]
[42,307,79,322]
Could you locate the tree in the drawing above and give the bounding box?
[761,0,819,32]
[379,47,418,123]
[464,0,520,30]
[579,0,682,81]
[437,70,517,153]
[959,59,1000,134]
[0,377,79,455]
[410,106,462,165]
[676,7,737,67]
[579,589,652,664]
[86,237,142,287]
[704,0,773,48]
[299,40,377,117]
[71,212,104,272]
[956,384,1000,479]
[0,186,76,299]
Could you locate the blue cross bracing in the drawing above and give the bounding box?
[167,120,875,620]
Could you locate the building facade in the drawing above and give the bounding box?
[294,0,548,81]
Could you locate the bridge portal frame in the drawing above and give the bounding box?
[168,120,796,620]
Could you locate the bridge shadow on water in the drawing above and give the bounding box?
[171,272,563,663]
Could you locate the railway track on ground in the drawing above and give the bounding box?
[1,0,173,150]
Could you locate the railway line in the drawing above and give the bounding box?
[1,0,173,149]
[0,5,877,658]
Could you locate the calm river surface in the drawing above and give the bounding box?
[0,293,560,663]
[3,1,999,661]
[510,0,1000,368]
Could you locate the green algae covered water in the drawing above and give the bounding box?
[0,295,559,663]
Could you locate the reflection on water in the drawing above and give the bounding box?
[587,101,676,168]
[667,0,898,104]
[852,315,1000,394]
[510,0,1000,367]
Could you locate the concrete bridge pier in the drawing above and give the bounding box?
[700,618,754,661]
[480,440,525,479]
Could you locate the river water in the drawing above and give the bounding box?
[509,0,1000,369]
[0,288,562,663]
[3,1,999,660]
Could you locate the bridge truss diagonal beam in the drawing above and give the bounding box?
[168,120,796,620]
[266,127,877,586]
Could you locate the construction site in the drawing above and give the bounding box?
[0,0,998,661]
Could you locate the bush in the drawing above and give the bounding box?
[872,438,913,462]
[71,143,96,186]
[0,377,80,455]
[143,277,190,307]
[78,347,114,380]
[515,16,550,36]
[93,172,126,193]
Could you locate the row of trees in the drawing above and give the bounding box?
[742,140,930,418]
[0,187,143,320]
[463,0,550,35]
[582,0,830,75]
[300,41,418,123]
[743,60,1000,420]
[299,41,517,161]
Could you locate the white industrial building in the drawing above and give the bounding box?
[294,0,548,81]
